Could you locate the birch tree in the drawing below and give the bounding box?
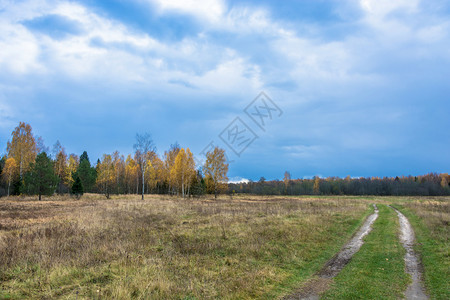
[133,133,156,200]
[125,154,139,194]
[2,157,18,196]
[7,122,37,178]
[203,147,229,199]
[54,145,69,194]
[164,142,180,194]
[171,148,196,198]
[67,154,79,187]
[96,154,115,199]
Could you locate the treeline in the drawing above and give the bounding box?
[1,122,448,199]
[0,122,229,199]
[229,172,450,196]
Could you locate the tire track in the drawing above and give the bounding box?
[390,206,428,300]
[285,204,379,300]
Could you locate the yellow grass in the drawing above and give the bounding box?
[1,194,371,299]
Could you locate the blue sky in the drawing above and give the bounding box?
[0,0,449,181]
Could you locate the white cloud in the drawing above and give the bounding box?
[220,6,273,33]
[0,22,42,73]
[0,0,269,97]
[1,0,449,105]
[150,0,226,23]
[0,0,160,78]
[417,22,449,43]
[360,0,419,18]
[187,57,262,94]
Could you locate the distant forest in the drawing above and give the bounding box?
[1,122,449,198]
[229,173,450,196]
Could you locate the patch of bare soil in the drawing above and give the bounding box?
[390,206,428,300]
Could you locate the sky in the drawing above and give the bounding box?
[0,0,449,181]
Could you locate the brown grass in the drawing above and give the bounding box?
[0,194,370,299]
[404,199,449,238]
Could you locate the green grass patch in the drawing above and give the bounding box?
[392,203,449,300]
[322,204,410,299]
[270,204,375,299]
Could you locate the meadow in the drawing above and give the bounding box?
[0,195,448,299]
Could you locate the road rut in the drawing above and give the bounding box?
[390,206,428,300]
[285,204,379,300]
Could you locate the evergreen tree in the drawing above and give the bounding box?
[0,156,5,196]
[80,151,90,164]
[23,152,59,200]
[190,170,206,197]
[12,178,22,195]
[71,173,83,198]
[76,151,97,192]
[0,156,5,177]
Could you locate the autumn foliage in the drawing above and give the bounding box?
[0,122,448,199]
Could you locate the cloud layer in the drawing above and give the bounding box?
[0,0,449,179]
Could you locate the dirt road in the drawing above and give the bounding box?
[390,206,428,300]
[285,204,379,299]
[286,204,430,300]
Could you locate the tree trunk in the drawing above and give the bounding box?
[39,193,41,201]
[141,167,144,200]
[136,176,139,194]
[19,157,23,179]
[7,180,11,197]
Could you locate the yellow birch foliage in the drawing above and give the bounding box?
[113,151,125,193]
[96,154,115,197]
[170,148,196,197]
[66,154,79,186]
[54,147,69,186]
[2,157,18,196]
[7,122,37,177]
[164,146,180,192]
[125,154,139,193]
[203,147,228,198]
[313,177,320,194]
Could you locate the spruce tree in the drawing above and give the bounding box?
[71,173,83,198]
[76,151,97,192]
[23,152,59,200]
[80,151,90,164]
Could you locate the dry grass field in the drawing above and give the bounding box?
[0,194,370,299]
[0,195,448,299]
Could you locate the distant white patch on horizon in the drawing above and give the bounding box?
[228,177,249,184]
